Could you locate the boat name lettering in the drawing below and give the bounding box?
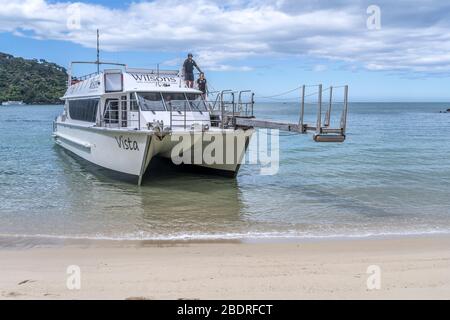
[130,73,177,84]
[115,136,139,151]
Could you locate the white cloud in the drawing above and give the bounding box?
[0,0,450,74]
[313,64,327,72]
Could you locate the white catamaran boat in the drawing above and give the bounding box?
[53,61,256,185]
[54,41,348,186]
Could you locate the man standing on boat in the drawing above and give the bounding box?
[182,53,202,88]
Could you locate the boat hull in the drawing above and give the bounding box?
[54,122,253,184]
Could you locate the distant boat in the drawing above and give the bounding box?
[1,101,25,106]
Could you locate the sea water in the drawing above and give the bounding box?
[0,103,449,243]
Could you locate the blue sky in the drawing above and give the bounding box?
[1,0,450,101]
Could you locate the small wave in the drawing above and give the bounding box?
[1,229,450,244]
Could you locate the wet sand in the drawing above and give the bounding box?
[0,236,449,299]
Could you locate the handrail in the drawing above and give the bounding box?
[316,84,322,134]
[237,90,254,117]
[324,86,333,127]
[299,85,306,132]
[71,71,100,83]
[134,92,141,130]
[68,61,127,87]
[95,87,256,132]
[164,96,210,130]
[206,89,255,128]
[208,93,221,111]
[170,102,172,129]
[341,86,349,134]
[297,84,349,139]
[220,90,235,129]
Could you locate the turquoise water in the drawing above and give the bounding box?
[0,103,450,242]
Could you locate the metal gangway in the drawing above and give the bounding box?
[207,84,349,142]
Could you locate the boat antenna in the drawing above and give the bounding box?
[96,29,100,74]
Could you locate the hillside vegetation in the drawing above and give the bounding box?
[0,52,67,104]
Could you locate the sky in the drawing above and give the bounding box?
[0,0,450,101]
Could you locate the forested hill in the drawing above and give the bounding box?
[0,52,67,104]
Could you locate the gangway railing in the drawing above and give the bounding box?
[232,84,348,142]
[236,90,255,118]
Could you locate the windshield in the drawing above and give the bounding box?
[136,92,208,112]
[186,93,208,112]
[162,93,190,112]
[137,92,166,111]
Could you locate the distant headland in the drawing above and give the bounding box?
[0,52,67,105]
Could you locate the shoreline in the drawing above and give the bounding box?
[1,234,449,299]
[1,231,450,249]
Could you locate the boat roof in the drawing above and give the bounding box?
[63,68,202,99]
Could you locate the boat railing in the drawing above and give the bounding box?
[68,61,127,87]
[167,99,210,130]
[236,90,255,117]
[206,91,221,111]
[71,71,99,85]
[207,90,255,128]
[100,93,210,131]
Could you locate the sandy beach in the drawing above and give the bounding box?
[0,235,449,300]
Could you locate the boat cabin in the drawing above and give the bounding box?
[62,67,211,131]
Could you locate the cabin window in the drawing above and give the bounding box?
[68,99,99,122]
[137,93,166,111]
[104,71,123,92]
[162,93,191,112]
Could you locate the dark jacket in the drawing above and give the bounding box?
[183,58,201,74]
[197,78,207,93]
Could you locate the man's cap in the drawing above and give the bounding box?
[188,53,193,57]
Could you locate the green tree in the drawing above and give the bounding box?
[0,52,67,104]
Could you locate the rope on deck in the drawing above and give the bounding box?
[254,85,331,102]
